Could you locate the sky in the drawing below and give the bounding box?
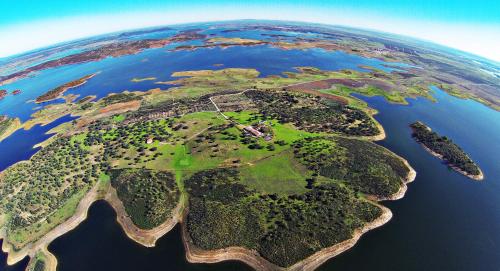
[0,0,499,62]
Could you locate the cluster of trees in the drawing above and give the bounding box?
[102,92,141,105]
[35,74,94,103]
[411,121,480,175]
[32,259,46,271]
[0,116,14,135]
[185,168,382,267]
[245,90,379,136]
[0,137,96,231]
[293,137,408,198]
[130,93,217,120]
[85,119,172,167]
[110,169,179,229]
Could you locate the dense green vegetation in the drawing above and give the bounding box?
[32,260,45,271]
[110,169,179,229]
[293,137,408,198]
[0,68,413,267]
[0,136,98,247]
[410,121,481,176]
[186,168,382,267]
[102,92,141,105]
[84,118,175,169]
[245,89,379,136]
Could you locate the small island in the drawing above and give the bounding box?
[35,73,97,103]
[410,121,483,180]
[131,77,157,82]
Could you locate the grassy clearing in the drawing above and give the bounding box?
[238,151,309,195]
[112,114,125,123]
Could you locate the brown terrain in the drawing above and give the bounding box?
[35,73,97,103]
[0,30,207,87]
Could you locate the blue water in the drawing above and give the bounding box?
[1,24,499,271]
[317,88,500,271]
[0,240,28,271]
[0,114,78,171]
[0,27,407,122]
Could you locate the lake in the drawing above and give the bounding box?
[1,25,499,270]
[50,88,500,271]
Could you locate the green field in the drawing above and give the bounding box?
[0,66,413,268]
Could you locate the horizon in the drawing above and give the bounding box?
[2,19,498,67]
[1,1,499,63]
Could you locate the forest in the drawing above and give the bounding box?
[293,137,408,198]
[245,89,379,136]
[410,121,481,176]
[0,136,97,248]
[110,169,179,229]
[185,168,383,267]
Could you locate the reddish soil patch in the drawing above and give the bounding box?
[99,100,141,114]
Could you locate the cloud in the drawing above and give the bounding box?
[0,6,499,62]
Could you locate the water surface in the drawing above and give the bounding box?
[4,88,492,271]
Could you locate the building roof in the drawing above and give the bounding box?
[244,126,263,137]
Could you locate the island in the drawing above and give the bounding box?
[410,121,483,180]
[35,73,97,103]
[131,77,157,82]
[0,89,6,100]
[0,67,417,271]
[12,90,21,95]
[0,30,207,87]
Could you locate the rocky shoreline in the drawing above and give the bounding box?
[181,158,416,271]
[420,144,484,180]
[1,134,415,271]
[0,182,183,271]
[104,188,184,247]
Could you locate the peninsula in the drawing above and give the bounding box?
[410,121,483,180]
[1,67,417,271]
[35,73,97,103]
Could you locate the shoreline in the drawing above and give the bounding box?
[410,123,483,181]
[104,187,183,247]
[419,141,483,181]
[1,183,102,267]
[182,204,395,271]
[34,73,98,104]
[1,182,183,271]
[367,119,386,141]
[1,128,412,271]
[182,157,416,271]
